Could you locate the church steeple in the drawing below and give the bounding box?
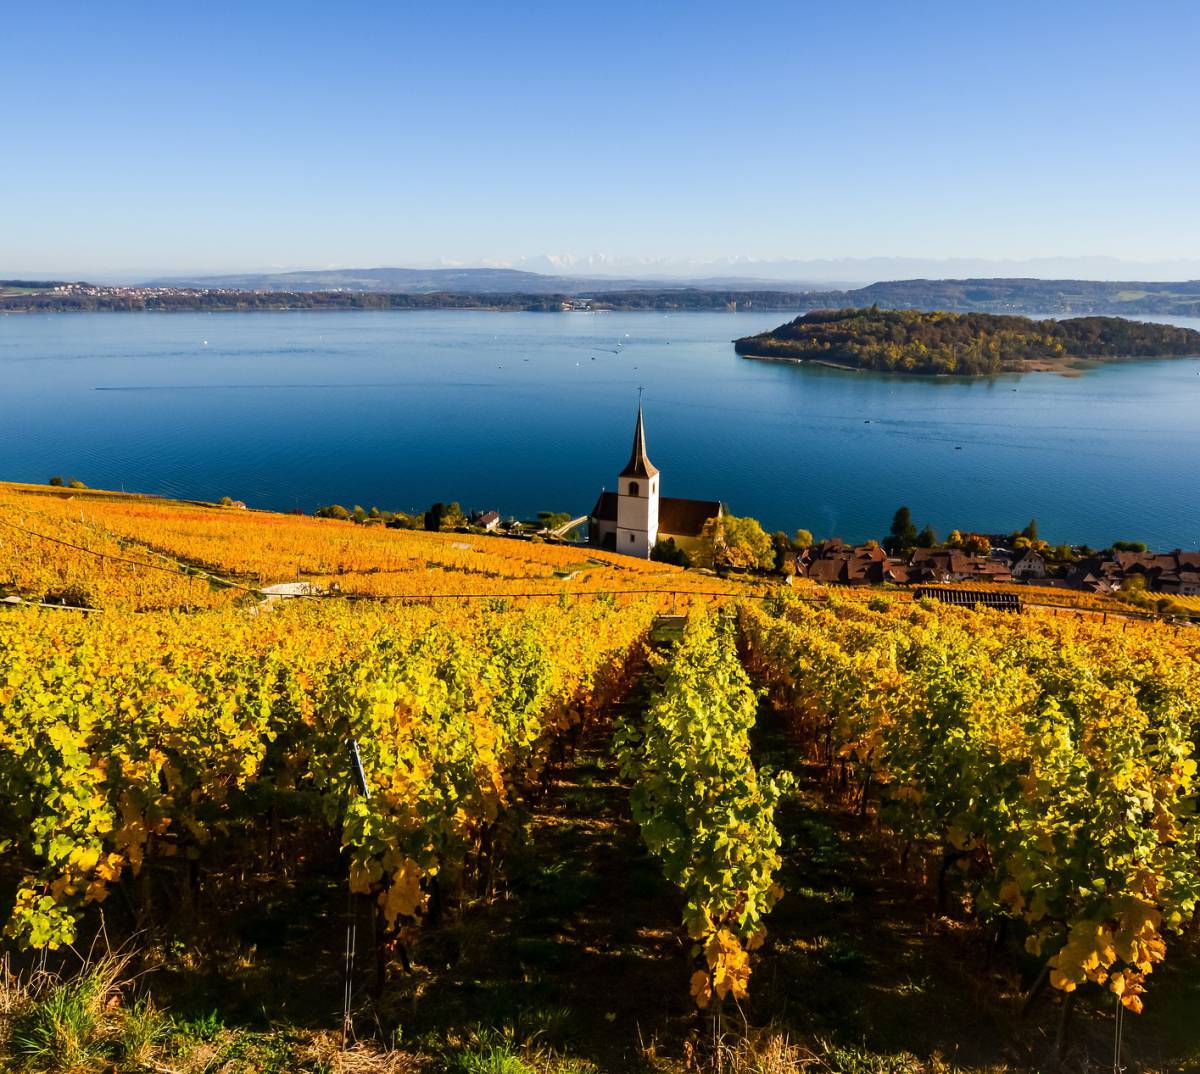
[620,401,659,479]
[614,399,660,558]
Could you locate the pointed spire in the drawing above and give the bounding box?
[620,399,659,479]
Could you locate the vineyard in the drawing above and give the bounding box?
[0,484,1198,1073]
[0,482,770,613]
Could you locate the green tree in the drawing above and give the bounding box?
[48,476,64,487]
[885,506,919,554]
[315,504,351,520]
[651,537,691,567]
[425,502,466,531]
[793,529,813,550]
[770,531,796,574]
[698,514,774,573]
[1023,518,1039,542]
[916,524,938,549]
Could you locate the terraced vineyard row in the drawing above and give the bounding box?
[738,596,1200,1015]
[0,597,654,950]
[0,482,769,613]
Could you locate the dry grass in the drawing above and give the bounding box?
[698,1030,970,1074]
[300,1032,429,1074]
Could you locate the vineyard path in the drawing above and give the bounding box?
[400,704,691,1068]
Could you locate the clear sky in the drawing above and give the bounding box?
[3,0,1198,278]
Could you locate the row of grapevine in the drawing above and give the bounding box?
[0,482,687,582]
[0,499,237,611]
[738,596,1200,1014]
[0,482,769,612]
[615,613,789,1010]
[0,597,655,951]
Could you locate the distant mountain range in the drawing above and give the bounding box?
[806,278,1200,317]
[478,254,1200,285]
[143,255,1200,291]
[142,266,817,295]
[135,268,1200,317]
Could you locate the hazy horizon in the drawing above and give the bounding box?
[11,255,1200,289]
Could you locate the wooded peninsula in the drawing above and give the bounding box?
[733,308,1200,375]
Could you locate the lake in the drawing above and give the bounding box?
[2,309,1199,549]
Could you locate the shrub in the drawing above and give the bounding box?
[651,537,691,567]
[315,504,351,521]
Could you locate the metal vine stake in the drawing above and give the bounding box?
[343,738,371,1048]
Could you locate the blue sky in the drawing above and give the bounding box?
[3,0,1198,277]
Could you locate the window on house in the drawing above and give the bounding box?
[629,534,634,543]
[629,481,639,496]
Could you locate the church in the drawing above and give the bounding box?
[588,402,723,558]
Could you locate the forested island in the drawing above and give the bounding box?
[734,308,1200,375]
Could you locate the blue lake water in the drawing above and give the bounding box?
[1,309,1198,549]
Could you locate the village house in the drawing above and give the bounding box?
[908,549,1013,584]
[470,509,501,532]
[1009,548,1046,580]
[1068,549,1200,596]
[795,540,911,585]
[588,403,722,558]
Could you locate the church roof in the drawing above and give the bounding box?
[659,497,722,536]
[620,403,659,479]
[591,490,613,520]
[589,492,722,538]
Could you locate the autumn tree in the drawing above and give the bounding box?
[962,533,992,556]
[698,514,774,573]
